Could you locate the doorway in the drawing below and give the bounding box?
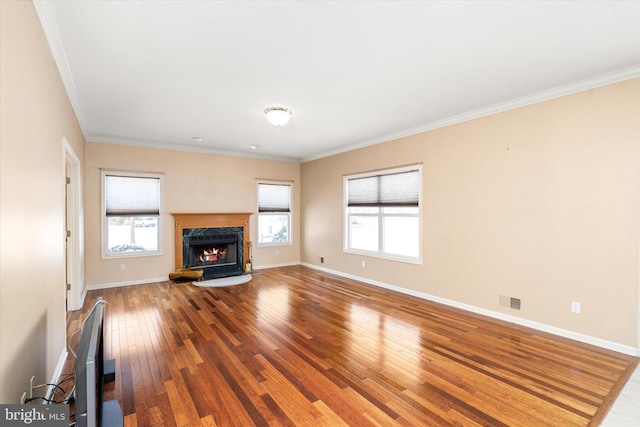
[64,138,83,311]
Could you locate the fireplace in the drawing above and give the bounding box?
[182,227,243,279]
[172,213,252,280]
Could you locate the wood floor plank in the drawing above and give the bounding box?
[155,392,178,427]
[164,377,202,427]
[257,353,325,425]
[63,265,637,426]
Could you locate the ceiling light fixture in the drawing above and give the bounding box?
[192,137,204,141]
[264,107,292,126]
[249,144,259,150]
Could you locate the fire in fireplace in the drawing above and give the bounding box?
[182,227,244,279]
[200,246,227,263]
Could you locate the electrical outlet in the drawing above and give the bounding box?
[571,301,581,313]
[319,256,324,263]
[361,260,366,268]
[275,250,280,256]
[120,263,126,272]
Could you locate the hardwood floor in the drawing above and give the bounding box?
[64,266,637,426]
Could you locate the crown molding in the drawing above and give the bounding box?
[33,1,639,164]
[302,65,640,162]
[88,135,299,163]
[33,1,89,137]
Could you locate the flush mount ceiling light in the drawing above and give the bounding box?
[264,107,292,126]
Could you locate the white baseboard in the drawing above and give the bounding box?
[253,261,299,270]
[84,265,639,356]
[86,276,168,291]
[46,348,69,403]
[301,263,640,357]
[67,285,88,312]
[79,286,87,310]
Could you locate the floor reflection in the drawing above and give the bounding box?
[257,285,290,326]
[347,304,422,383]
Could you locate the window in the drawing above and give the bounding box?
[345,165,421,262]
[258,182,292,246]
[102,171,162,258]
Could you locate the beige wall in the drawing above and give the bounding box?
[301,79,640,348]
[0,1,85,403]
[1,5,638,406]
[84,142,300,287]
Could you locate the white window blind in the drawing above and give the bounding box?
[347,169,420,207]
[105,175,160,216]
[258,183,291,212]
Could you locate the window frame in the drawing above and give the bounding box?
[344,165,422,264]
[101,170,164,259]
[257,180,293,247]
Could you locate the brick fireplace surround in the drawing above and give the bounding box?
[172,213,252,273]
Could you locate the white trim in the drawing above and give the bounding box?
[86,277,168,291]
[46,349,69,403]
[302,66,640,162]
[33,1,88,137]
[343,165,422,264]
[79,286,87,309]
[90,136,296,163]
[301,262,640,357]
[257,180,293,247]
[64,139,84,311]
[253,261,299,270]
[87,266,303,289]
[101,170,164,259]
[32,1,639,165]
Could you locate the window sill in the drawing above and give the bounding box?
[257,242,293,248]
[102,250,164,260]
[344,248,422,265]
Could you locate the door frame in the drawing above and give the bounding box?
[64,138,83,311]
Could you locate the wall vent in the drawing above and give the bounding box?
[499,295,521,311]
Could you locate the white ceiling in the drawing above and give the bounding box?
[35,1,640,162]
